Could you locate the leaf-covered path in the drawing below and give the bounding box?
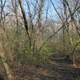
[14,62,80,80]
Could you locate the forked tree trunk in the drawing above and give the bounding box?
[0,43,14,80]
[0,28,14,80]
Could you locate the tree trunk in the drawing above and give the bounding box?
[0,43,14,80]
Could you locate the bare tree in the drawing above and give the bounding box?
[18,0,31,48]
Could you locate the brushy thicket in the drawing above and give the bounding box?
[10,30,56,64]
[1,25,80,66]
[0,27,53,65]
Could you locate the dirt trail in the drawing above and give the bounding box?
[13,62,80,80]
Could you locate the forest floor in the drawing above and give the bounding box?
[0,54,80,80]
[14,62,80,80]
[13,54,80,80]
